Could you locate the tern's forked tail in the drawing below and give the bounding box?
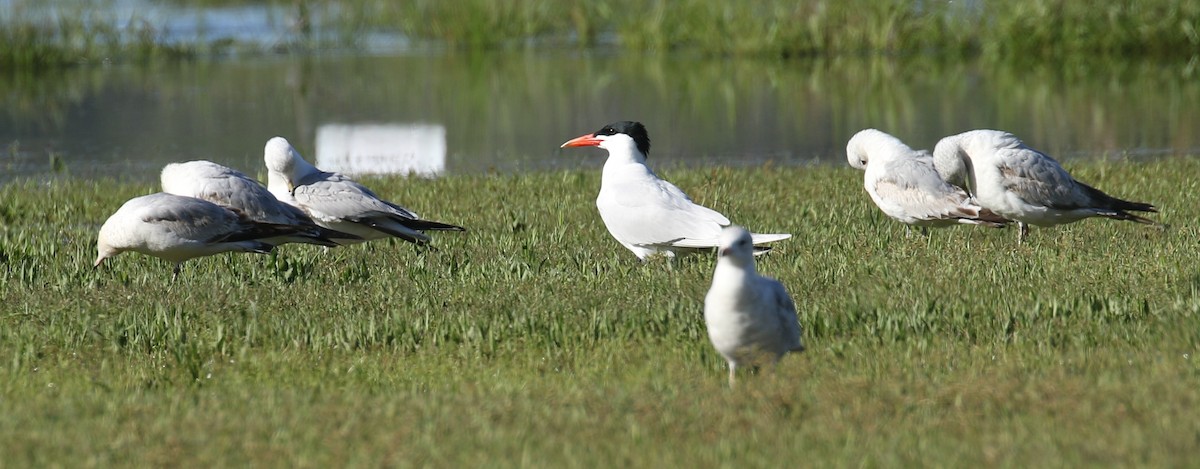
[749,233,791,245]
[748,232,790,256]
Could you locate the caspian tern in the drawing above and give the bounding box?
[933,129,1158,243]
[704,226,805,388]
[94,193,314,280]
[161,160,359,246]
[846,129,1009,233]
[560,121,791,260]
[263,137,465,245]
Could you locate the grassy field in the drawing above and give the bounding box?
[2,158,1199,465]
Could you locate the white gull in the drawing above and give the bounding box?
[847,129,1009,233]
[263,136,465,245]
[161,160,358,246]
[704,226,805,388]
[933,129,1158,243]
[94,192,314,280]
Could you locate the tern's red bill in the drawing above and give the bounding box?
[560,134,603,148]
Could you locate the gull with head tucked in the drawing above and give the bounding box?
[704,226,805,388]
[263,136,465,245]
[560,121,790,260]
[95,193,316,280]
[846,129,1009,234]
[933,129,1158,243]
[161,160,359,246]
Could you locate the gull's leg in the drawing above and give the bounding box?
[172,263,182,282]
[728,363,737,389]
[1018,222,1029,244]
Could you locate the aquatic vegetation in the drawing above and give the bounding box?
[0,14,196,69]
[341,0,613,48]
[346,0,1200,58]
[979,0,1200,58]
[3,0,1199,69]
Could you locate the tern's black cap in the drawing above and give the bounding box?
[594,121,651,157]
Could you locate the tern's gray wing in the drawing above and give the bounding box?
[605,177,730,247]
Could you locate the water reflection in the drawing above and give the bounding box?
[2,53,1198,183]
[315,123,446,177]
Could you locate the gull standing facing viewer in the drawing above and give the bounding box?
[704,226,805,387]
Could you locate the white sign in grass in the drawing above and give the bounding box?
[315,123,446,177]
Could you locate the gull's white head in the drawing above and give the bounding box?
[716,225,756,269]
[264,137,301,177]
[560,121,652,162]
[934,129,1025,164]
[160,162,191,197]
[94,215,127,269]
[932,133,975,189]
[161,160,222,197]
[264,136,320,197]
[846,129,909,170]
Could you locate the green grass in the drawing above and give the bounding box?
[2,159,1200,466]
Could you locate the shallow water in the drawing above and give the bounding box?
[3,50,1199,183]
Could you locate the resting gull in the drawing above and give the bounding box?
[161,160,358,246]
[263,137,465,245]
[846,129,1009,233]
[933,129,1158,243]
[95,193,318,280]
